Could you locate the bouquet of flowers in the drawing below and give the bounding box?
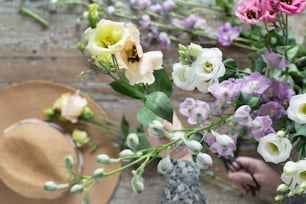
[46,0,306,203]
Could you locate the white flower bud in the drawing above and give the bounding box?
[64,155,74,170]
[300,181,306,189]
[96,154,111,165]
[277,184,289,192]
[119,149,135,162]
[44,181,57,192]
[131,172,144,194]
[92,168,105,181]
[277,130,286,138]
[185,140,203,155]
[157,156,174,175]
[147,120,165,138]
[126,133,139,150]
[70,184,83,195]
[196,153,213,169]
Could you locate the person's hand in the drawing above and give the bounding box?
[146,112,192,161]
[227,156,281,202]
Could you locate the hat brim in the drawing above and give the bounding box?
[0,80,121,204]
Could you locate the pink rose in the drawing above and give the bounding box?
[236,0,266,24]
[265,0,306,15]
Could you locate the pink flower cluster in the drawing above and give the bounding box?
[236,0,306,24]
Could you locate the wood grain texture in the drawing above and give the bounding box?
[1,0,305,203]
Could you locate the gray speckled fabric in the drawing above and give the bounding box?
[161,159,206,204]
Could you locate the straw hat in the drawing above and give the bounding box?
[0,80,121,204]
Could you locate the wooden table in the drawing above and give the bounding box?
[1,1,305,203]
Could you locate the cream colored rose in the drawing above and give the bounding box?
[287,94,306,124]
[84,19,129,56]
[257,133,292,164]
[60,91,88,123]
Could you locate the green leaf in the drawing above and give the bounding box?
[224,58,237,69]
[286,45,300,61]
[238,93,260,108]
[120,116,130,139]
[144,91,173,123]
[109,80,145,99]
[147,69,172,97]
[137,106,163,126]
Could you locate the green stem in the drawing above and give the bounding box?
[19,7,49,27]
[104,156,147,176]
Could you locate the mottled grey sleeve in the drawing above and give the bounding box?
[161,159,206,204]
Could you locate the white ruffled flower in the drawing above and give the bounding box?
[116,25,163,85]
[192,48,225,81]
[85,19,129,56]
[172,63,197,91]
[257,133,292,164]
[287,93,306,124]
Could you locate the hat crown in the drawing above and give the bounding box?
[0,122,78,199]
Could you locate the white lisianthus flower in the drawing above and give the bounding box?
[85,19,129,56]
[172,63,197,91]
[195,78,218,93]
[53,93,70,110]
[257,133,292,164]
[287,93,306,124]
[295,159,306,185]
[192,48,225,81]
[61,90,88,123]
[116,25,163,85]
[281,161,299,190]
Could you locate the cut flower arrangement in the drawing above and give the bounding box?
[45,0,306,203]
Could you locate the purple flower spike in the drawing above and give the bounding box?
[140,14,151,28]
[138,0,151,9]
[208,78,240,101]
[250,116,275,141]
[179,98,196,118]
[162,0,175,12]
[217,22,242,46]
[188,100,210,125]
[181,14,199,29]
[149,4,162,13]
[262,49,289,70]
[233,105,252,126]
[255,101,286,123]
[158,32,171,47]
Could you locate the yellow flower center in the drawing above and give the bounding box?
[202,62,213,73]
[299,171,306,180]
[300,103,306,115]
[95,25,124,48]
[126,45,140,63]
[267,142,279,154]
[280,0,292,5]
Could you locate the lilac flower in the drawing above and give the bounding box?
[138,0,151,9]
[209,131,236,156]
[250,116,275,141]
[238,72,272,95]
[262,49,289,70]
[179,98,196,118]
[263,80,295,107]
[217,22,242,46]
[162,0,175,12]
[181,14,199,29]
[149,4,162,13]
[194,18,207,30]
[255,101,286,123]
[208,78,240,101]
[140,14,151,28]
[233,105,252,126]
[107,6,115,15]
[188,100,210,125]
[158,32,171,47]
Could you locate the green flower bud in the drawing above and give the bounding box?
[147,120,165,138]
[81,107,94,119]
[188,43,203,57]
[70,184,84,195]
[277,184,289,192]
[72,129,90,148]
[287,191,295,197]
[44,181,57,192]
[131,172,144,194]
[298,187,305,195]
[300,181,306,189]
[185,140,203,155]
[77,42,85,54]
[96,154,111,165]
[126,133,139,150]
[119,149,135,162]
[64,155,74,170]
[157,156,173,175]
[274,194,284,201]
[92,168,105,181]
[277,130,286,138]
[88,3,99,28]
